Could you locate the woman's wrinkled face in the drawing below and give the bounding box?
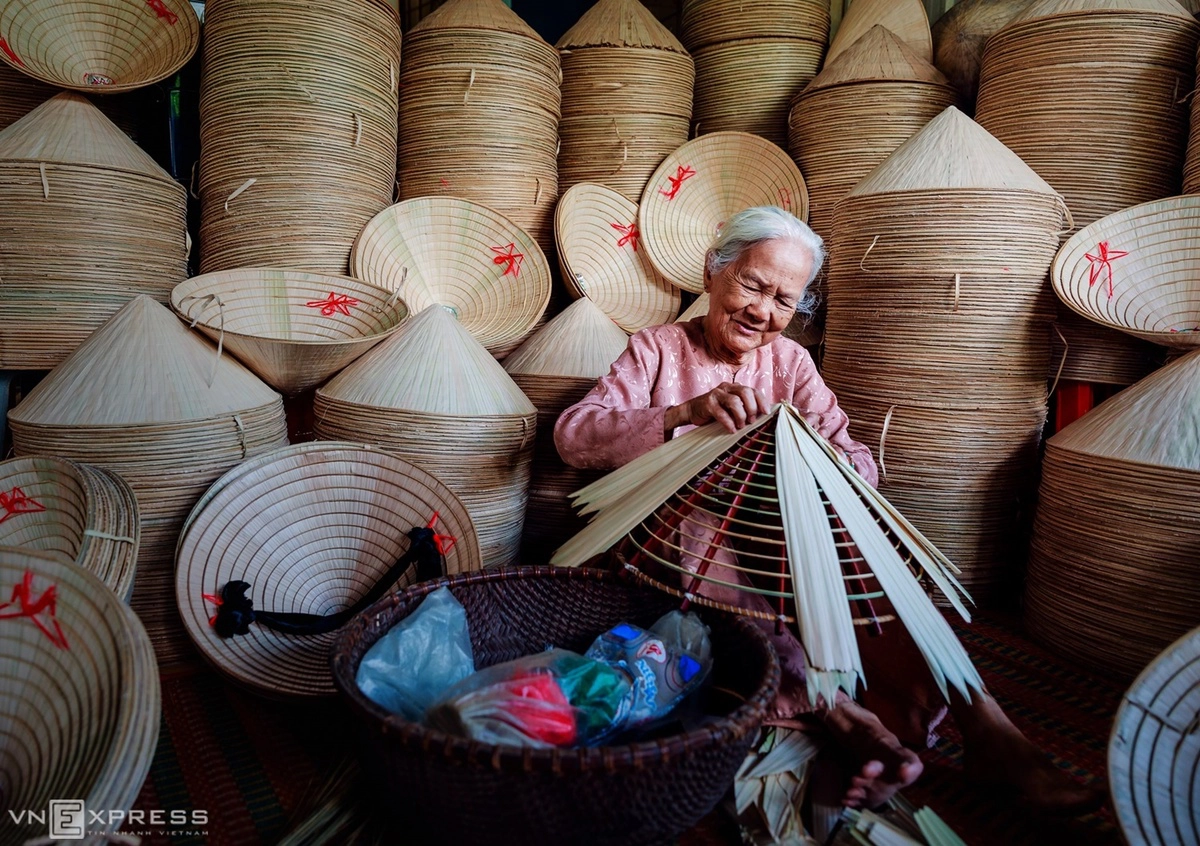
[702,238,813,364]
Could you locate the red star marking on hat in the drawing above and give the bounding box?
[426,511,457,556]
[0,570,68,649]
[306,292,359,316]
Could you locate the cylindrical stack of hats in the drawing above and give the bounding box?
[503,298,629,560]
[314,305,537,568]
[7,296,289,665]
[556,0,694,201]
[680,0,829,146]
[976,0,1199,386]
[1185,39,1200,193]
[788,25,955,241]
[198,0,401,274]
[929,0,1033,115]
[0,93,188,369]
[397,0,561,252]
[820,106,1068,602]
[1026,349,1200,677]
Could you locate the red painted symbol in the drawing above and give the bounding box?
[426,511,457,556]
[778,187,792,211]
[0,570,68,649]
[146,0,179,25]
[1085,241,1129,299]
[659,165,696,201]
[202,590,223,627]
[440,178,451,189]
[84,73,113,86]
[637,638,667,664]
[490,243,524,277]
[305,292,359,316]
[0,486,45,525]
[611,221,640,251]
[0,37,24,67]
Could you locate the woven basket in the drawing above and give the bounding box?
[171,269,409,394]
[826,0,933,65]
[1109,625,1200,846]
[0,0,198,92]
[350,196,551,356]
[330,566,779,846]
[0,547,159,846]
[639,132,808,293]
[198,0,400,274]
[0,456,139,602]
[176,442,481,698]
[0,92,188,369]
[1052,195,1200,350]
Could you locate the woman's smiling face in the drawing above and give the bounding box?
[702,238,813,365]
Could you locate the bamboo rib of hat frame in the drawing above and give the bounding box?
[198,0,401,275]
[0,547,159,846]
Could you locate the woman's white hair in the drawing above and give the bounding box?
[704,206,826,319]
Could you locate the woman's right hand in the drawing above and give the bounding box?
[664,382,770,434]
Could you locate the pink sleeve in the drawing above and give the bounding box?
[791,354,880,488]
[554,332,669,470]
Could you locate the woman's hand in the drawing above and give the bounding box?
[664,382,770,433]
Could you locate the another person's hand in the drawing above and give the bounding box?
[664,382,770,434]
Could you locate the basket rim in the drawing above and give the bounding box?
[330,564,781,772]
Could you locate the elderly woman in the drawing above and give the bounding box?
[555,206,1102,813]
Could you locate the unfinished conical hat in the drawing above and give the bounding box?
[557,0,688,52]
[410,0,544,39]
[639,132,809,293]
[1052,196,1200,350]
[556,182,680,332]
[318,304,535,417]
[0,92,175,184]
[0,0,199,92]
[826,0,933,66]
[1009,0,1194,23]
[676,292,710,322]
[8,296,281,428]
[553,402,982,707]
[350,197,551,355]
[807,25,950,91]
[1049,348,1200,471]
[847,106,1061,197]
[503,298,628,379]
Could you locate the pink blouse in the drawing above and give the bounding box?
[554,318,878,487]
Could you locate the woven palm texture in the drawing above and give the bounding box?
[0,92,188,369]
[930,0,1034,114]
[975,0,1199,385]
[176,442,481,699]
[556,0,694,201]
[313,305,536,569]
[820,106,1067,604]
[171,269,409,394]
[0,547,159,846]
[1026,348,1200,678]
[680,0,829,146]
[0,0,198,92]
[7,296,289,667]
[503,298,628,559]
[397,0,561,253]
[198,0,400,275]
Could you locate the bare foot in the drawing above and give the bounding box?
[822,697,924,808]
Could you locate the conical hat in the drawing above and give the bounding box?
[1049,348,1200,471]
[557,0,688,52]
[847,106,1060,197]
[827,0,933,66]
[1009,0,1194,24]
[8,296,281,427]
[503,298,629,379]
[411,0,545,39]
[806,25,950,91]
[318,304,535,417]
[0,92,175,184]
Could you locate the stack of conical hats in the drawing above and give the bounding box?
[0,64,140,135]
[198,0,401,274]
[397,0,561,252]
[555,0,694,201]
[503,298,629,559]
[0,547,159,846]
[681,0,829,146]
[0,456,140,602]
[820,107,1068,602]
[976,0,1199,385]
[7,296,289,665]
[314,305,537,568]
[1026,348,1200,677]
[788,26,955,240]
[0,93,188,369]
[929,0,1034,115]
[826,0,933,66]
[1187,37,1200,192]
